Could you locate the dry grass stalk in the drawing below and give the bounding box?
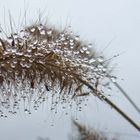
[0,20,140,132]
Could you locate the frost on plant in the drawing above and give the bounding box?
[0,21,112,117]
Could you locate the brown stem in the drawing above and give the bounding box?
[39,62,140,132]
[75,75,140,132]
[110,79,140,115]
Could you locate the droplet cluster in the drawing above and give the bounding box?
[0,22,111,117]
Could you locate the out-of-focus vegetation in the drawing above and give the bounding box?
[37,120,118,140]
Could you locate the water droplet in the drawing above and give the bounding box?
[70,31,73,36]
[10,62,16,68]
[97,56,104,63]
[29,58,34,63]
[27,48,32,53]
[84,104,87,106]
[110,76,117,83]
[6,47,11,52]
[94,68,98,72]
[86,50,90,55]
[60,33,65,37]
[64,41,68,45]
[82,46,87,51]
[1,62,5,67]
[24,53,32,58]
[11,47,17,53]
[7,37,13,44]
[20,61,26,68]
[70,45,74,49]
[19,41,24,46]
[107,87,112,91]
[30,27,35,33]
[70,42,74,46]
[16,52,23,56]
[88,43,92,48]
[25,62,32,68]
[21,58,25,61]
[47,29,52,36]
[31,45,36,49]
[102,68,107,72]
[61,37,66,41]
[24,109,28,114]
[89,58,96,63]
[75,35,80,41]
[80,49,84,53]
[33,40,38,45]
[40,29,46,35]
[70,39,74,43]
[13,33,18,39]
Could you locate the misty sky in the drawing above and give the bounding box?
[0,0,140,140]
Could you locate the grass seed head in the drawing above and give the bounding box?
[0,21,111,117]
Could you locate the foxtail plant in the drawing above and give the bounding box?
[0,20,140,132]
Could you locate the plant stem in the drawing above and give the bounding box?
[75,75,140,132]
[39,62,140,132]
[110,80,140,115]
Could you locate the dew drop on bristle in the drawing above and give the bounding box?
[86,50,90,55]
[110,76,117,83]
[30,27,35,33]
[40,29,46,35]
[47,29,52,36]
[10,62,16,68]
[89,58,96,64]
[24,109,28,114]
[97,56,104,63]
[88,43,93,48]
[11,47,17,53]
[82,46,87,51]
[75,35,80,41]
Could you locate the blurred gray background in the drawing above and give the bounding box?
[0,0,140,140]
